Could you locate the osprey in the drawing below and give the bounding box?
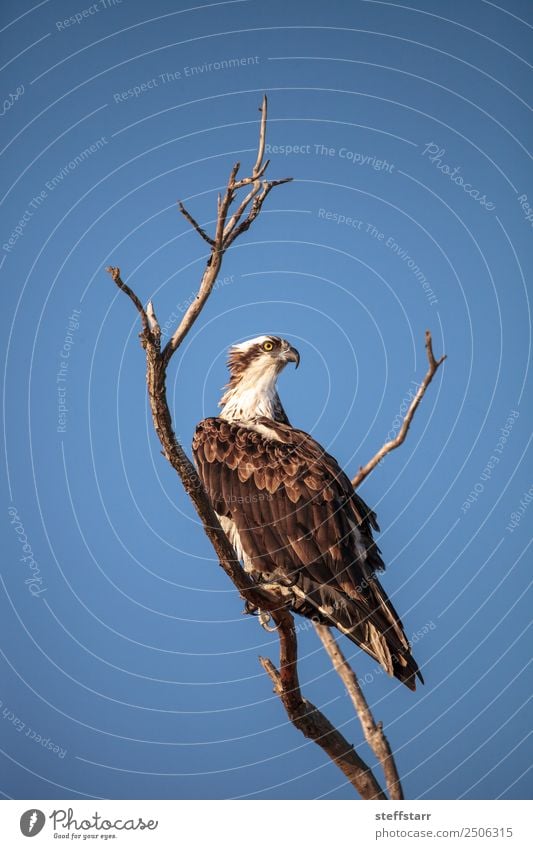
[193,335,422,690]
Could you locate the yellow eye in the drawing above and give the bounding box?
[262,341,274,351]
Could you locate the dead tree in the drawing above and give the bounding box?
[106,96,445,800]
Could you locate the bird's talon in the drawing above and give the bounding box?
[258,610,278,632]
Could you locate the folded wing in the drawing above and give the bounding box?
[193,416,422,689]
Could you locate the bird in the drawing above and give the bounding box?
[192,335,423,690]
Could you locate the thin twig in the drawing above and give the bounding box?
[352,330,446,488]
[315,624,404,799]
[178,202,215,246]
[106,266,151,337]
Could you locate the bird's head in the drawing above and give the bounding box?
[219,335,300,420]
[227,335,300,380]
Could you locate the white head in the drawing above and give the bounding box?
[218,335,300,423]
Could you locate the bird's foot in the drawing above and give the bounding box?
[258,609,278,632]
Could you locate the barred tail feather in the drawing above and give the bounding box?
[290,580,423,690]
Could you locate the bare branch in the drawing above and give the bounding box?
[161,254,225,368]
[260,611,387,800]
[233,158,269,189]
[252,93,268,177]
[106,266,151,338]
[222,96,273,238]
[222,182,262,240]
[161,99,291,367]
[178,202,215,246]
[352,330,446,488]
[214,161,240,247]
[223,177,293,249]
[315,624,403,799]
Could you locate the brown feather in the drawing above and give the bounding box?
[192,415,422,690]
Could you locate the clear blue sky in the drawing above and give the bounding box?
[1,0,532,800]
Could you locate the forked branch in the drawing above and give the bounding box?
[260,612,386,800]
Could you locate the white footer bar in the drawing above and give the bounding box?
[1,799,529,848]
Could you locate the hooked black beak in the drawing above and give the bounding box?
[285,345,300,369]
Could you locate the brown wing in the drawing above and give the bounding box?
[193,416,422,689]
